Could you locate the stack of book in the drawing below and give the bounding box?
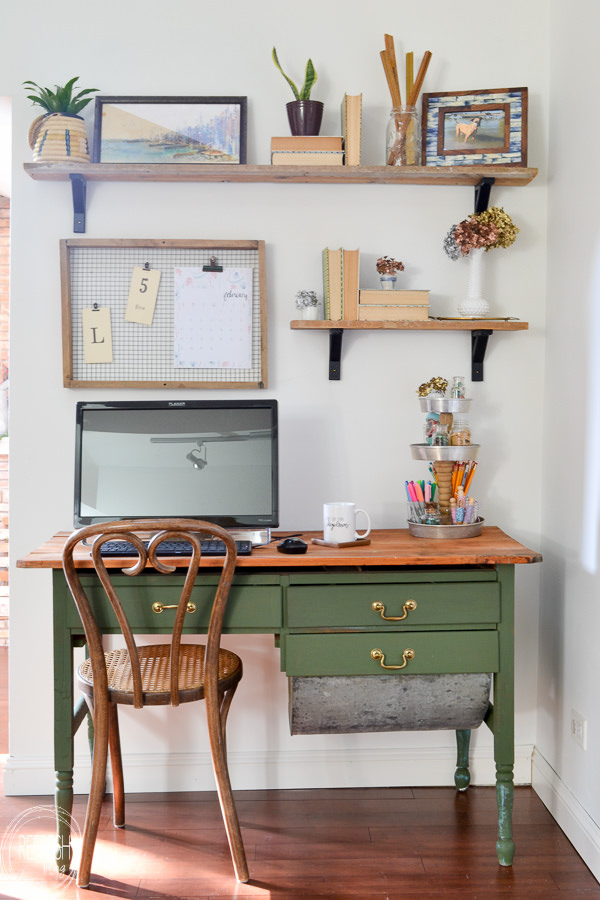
[271,136,344,165]
[357,289,430,321]
[322,248,360,320]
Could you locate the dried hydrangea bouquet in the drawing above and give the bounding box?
[443,207,519,317]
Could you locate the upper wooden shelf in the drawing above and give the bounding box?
[23,161,538,232]
[23,161,538,186]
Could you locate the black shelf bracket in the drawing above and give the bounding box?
[70,173,87,233]
[471,329,492,381]
[474,176,495,213]
[329,329,343,380]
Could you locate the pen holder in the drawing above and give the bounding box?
[407,501,441,525]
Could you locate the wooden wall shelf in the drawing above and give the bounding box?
[24,162,538,185]
[290,319,529,381]
[23,162,537,232]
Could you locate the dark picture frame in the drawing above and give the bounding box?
[421,87,528,167]
[92,96,247,164]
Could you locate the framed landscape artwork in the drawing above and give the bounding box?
[421,87,528,167]
[92,96,247,164]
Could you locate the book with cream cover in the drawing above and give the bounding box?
[341,94,362,166]
[342,249,360,320]
[358,304,429,322]
[359,289,429,305]
[322,248,343,320]
[271,136,343,151]
[272,150,344,165]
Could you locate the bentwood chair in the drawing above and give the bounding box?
[62,519,248,888]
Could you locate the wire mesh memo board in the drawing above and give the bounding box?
[60,239,268,388]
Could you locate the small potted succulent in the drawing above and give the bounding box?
[272,47,322,136]
[376,255,404,289]
[294,289,320,319]
[23,76,99,163]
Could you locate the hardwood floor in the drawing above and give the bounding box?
[0,645,598,898]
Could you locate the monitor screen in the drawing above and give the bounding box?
[73,399,279,530]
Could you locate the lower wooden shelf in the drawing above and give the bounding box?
[290,318,529,381]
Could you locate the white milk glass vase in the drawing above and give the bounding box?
[458,247,490,317]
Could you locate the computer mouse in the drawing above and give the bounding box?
[277,538,308,554]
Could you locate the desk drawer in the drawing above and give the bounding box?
[282,631,498,676]
[286,582,500,628]
[75,577,282,631]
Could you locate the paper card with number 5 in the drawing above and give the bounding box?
[82,307,113,364]
[125,266,161,325]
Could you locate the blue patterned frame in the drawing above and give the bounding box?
[422,87,528,167]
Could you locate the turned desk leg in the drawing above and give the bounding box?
[454,729,471,790]
[493,565,516,866]
[496,763,515,865]
[55,771,74,873]
[53,577,78,873]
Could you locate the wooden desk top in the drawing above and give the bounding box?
[17,527,542,570]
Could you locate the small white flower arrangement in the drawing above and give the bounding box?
[294,290,318,310]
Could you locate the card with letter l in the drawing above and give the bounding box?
[82,307,113,364]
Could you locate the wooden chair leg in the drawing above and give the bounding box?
[108,703,125,827]
[77,698,110,888]
[206,684,249,883]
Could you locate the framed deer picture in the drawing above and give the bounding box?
[421,87,528,167]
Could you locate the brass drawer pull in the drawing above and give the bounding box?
[152,601,197,614]
[371,647,415,670]
[372,599,417,621]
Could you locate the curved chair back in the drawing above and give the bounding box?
[62,518,238,708]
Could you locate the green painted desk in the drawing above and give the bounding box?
[17,526,541,873]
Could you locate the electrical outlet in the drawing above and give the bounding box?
[571,709,588,750]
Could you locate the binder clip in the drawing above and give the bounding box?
[203,255,223,272]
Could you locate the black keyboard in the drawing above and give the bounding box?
[98,538,252,557]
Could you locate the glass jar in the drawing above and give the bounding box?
[424,412,439,445]
[386,106,421,166]
[450,376,466,399]
[423,502,441,525]
[432,422,450,446]
[450,417,472,445]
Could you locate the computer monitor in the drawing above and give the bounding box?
[73,399,279,542]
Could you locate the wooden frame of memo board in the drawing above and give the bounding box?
[60,238,268,389]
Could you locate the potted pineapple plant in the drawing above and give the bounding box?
[23,76,99,163]
[272,47,323,135]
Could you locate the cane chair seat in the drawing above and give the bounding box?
[78,644,242,705]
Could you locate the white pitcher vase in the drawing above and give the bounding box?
[458,247,490,317]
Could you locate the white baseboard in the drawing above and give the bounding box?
[532,748,600,884]
[4,743,533,796]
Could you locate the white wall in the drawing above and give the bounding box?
[2,0,551,818]
[531,0,600,881]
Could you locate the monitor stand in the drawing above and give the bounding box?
[229,528,272,547]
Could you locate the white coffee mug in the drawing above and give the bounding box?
[323,502,371,543]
